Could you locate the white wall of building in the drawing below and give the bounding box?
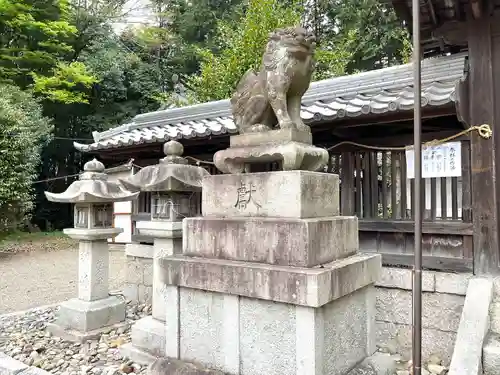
[106,166,135,244]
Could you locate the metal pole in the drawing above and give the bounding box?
[411,0,422,372]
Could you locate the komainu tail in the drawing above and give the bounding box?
[231,69,259,128]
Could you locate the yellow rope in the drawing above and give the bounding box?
[184,124,493,165]
[325,124,492,152]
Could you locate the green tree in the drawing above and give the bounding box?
[188,0,355,102]
[189,0,301,102]
[154,0,243,47]
[0,85,52,234]
[309,0,411,72]
[118,0,244,101]
[120,25,200,95]
[0,0,97,103]
[32,19,167,230]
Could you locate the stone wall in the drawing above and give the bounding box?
[123,244,154,304]
[375,267,471,366]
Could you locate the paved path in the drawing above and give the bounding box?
[0,247,126,314]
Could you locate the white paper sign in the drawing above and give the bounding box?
[406,141,461,179]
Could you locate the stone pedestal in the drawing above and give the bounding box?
[47,229,127,342]
[160,170,382,375]
[121,221,182,364]
[213,129,329,173]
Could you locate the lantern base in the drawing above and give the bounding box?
[47,296,126,343]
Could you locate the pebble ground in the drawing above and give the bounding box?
[0,303,150,375]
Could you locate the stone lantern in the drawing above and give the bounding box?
[44,159,139,342]
[119,140,209,362]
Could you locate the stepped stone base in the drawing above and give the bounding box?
[183,216,358,267]
[162,169,379,374]
[160,253,380,307]
[160,252,381,374]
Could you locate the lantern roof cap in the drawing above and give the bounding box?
[44,158,139,203]
[119,141,210,192]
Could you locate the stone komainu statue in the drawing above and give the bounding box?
[230,26,316,134]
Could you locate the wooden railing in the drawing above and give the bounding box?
[330,140,473,272]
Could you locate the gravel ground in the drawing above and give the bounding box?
[0,303,151,375]
[348,350,448,375]
[0,247,127,314]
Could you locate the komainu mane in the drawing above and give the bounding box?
[230,26,316,134]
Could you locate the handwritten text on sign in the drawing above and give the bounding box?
[405,142,462,179]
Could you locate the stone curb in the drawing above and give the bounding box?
[448,277,493,375]
[375,267,472,296]
[0,352,52,375]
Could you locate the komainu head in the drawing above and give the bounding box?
[268,26,316,54]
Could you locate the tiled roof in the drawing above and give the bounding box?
[74,52,467,152]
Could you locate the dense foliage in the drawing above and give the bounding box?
[0,0,411,232]
[189,0,304,102]
[318,0,411,71]
[0,85,52,234]
[188,0,410,101]
[0,0,97,103]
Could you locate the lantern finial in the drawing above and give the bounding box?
[163,140,184,157]
[84,158,105,172]
[161,140,188,165]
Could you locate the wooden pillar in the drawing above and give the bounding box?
[340,152,355,215]
[467,16,500,274]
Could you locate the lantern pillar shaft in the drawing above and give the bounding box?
[46,228,126,343]
[78,240,110,301]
